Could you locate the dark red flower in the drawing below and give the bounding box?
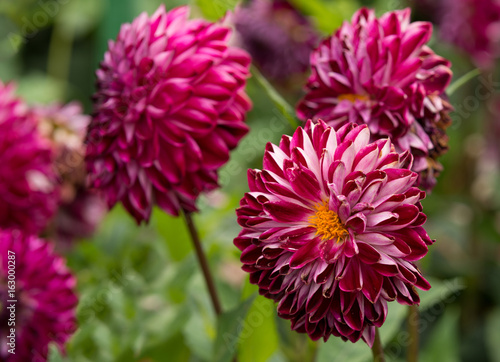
[235,121,433,346]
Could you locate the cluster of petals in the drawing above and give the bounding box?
[86,5,252,223]
[0,81,59,233]
[296,8,453,190]
[0,230,78,361]
[34,102,106,243]
[235,120,433,346]
[234,0,318,81]
[439,0,500,69]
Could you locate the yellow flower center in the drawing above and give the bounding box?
[338,93,370,103]
[309,200,348,242]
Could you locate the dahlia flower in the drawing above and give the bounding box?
[439,0,500,69]
[234,0,318,81]
[86,5,252,223]
[296,8,453,191]
[235,121,433,346]
[0,230,78,361]
[0,81,59,233]
[34,102,106,243]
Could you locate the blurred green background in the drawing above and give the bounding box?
[1,0,500,361]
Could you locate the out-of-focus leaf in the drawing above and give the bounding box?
[184,311,214,361]
[420,307,460,362]
[419,278,465,311]
[16,73,65,103]
[486,307,500,361]
[238,297,279,362]
[183,274,218,361]
[213,295,255,362]
[56,0,103,39]
[152,208,192,261]
[47,344,66,362]
[135,332,191,361]
[194,0,238,21]
[288,0,356,34]
[251,67,299,129]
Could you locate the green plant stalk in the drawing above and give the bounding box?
[372,327,385,362]
[47,19,74,93]
[183,211,223,316]
[407,304,419,362]
[447,68,481,96]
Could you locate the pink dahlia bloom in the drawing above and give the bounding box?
[235,121,433,346]
[34,102,106,244]
[86,5,252,223]
[440,0,500,69]
[0,82,59,233]
[296,8,453,191]
[0,230,78,361]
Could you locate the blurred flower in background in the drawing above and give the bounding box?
[33,102,107,245]
[0,230,78,361]
[297,8,453,191]
[235,121,433,346]
[86,5,252,223]
[234,0,318,85]
[0,81,59,234]
[439,0,500,69]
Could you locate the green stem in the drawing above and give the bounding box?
[372,327,385,362]
[407,305,419,362]
[183,211,223,316]
[47,19,74,94]
[447,68,481,96]
[251,66,300,129]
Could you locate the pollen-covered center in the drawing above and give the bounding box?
[337,93,370,103]
[309,200,348,242]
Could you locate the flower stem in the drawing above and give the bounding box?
[407,305,419,362]
[372,327,385,362]
[447,68,481,96]
[183,211,222,316]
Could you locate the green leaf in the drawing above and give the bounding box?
[56,0,103,39]
[486,307,500,361]
[238,297,279,362]
[213,295,256,362]
[47,343,66,362]
[251,66,299,129]
[184,310,214,361]
[152,208,192,261]
[194,0,239,21]
[420,307,460,362]
[419,278,465,311]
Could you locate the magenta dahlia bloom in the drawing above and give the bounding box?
[0,230,78,361]
[234,0,318,81]
[235,121,433,346]
[440,0,500,69]
[0,82,59,233]
[296,8,453,191]
[86,5,252,223]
